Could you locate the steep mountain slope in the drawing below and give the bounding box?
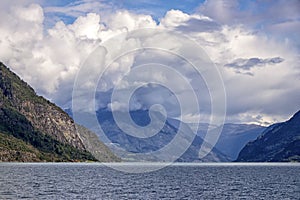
[76,125,121,162]
[0,62,84,149]
[93,109,229,162]
[0,106,96,161]
[236,110,300,162]
[0,62,118,162]
[0,132,42,162]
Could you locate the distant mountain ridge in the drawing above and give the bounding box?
[237,110,300,162]
[89,109,230,162]
[212,124,265,160]
[73,108,268,162]
[189,123,265,160]
[0,62,118,162]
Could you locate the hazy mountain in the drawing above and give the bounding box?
[189,123,265,160]
[0,62,118,162]
[93,109,230,162]
[236,110,300,162]
[213,124,265,160]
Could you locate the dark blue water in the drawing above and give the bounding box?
[0,163,299,199]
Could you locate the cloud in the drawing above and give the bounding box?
[175,17,221,33]
[69,13,102,39]
[198,0,300,26]
[44,0,109,18]
[0,2,299,125]
[107,10,157,31]
[159,9,220,33]
[198,0,300,46]
[0,3,104,102]
[225,57,284,71]
[198,0,241,25]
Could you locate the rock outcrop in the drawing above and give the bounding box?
[0,62,118,162]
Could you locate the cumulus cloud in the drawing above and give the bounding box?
[69,13,102,39]
[160,9,192,27]
[158,10,300,124]
[107,10,157,31]
[0,1,299,125]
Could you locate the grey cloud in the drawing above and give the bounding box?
[198,0,300,27]
[225,57,284,71]
[235,70,254,77]
[175,18,221,33]
[198,0,242,25]
[198,0,300,47]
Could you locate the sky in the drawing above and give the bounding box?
[0,0,299,126]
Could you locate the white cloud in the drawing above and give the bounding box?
[107,10,157,31]
[69,13,102,40]
[0,2,299,125]
[160,9,191,27]
[160,9,214,30]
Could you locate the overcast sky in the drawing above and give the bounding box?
[0,0,299,125]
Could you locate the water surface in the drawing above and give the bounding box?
[0,163,299,199]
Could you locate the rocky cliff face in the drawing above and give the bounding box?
[0,62,118,162]
[20,101,85,150]
[236,110,300,162]
[0,62,85,150]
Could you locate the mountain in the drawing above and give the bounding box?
[0,62,118,162]
[236,110,300,162]
[190,123,265,160]
[0,131,43,162]
[75,125,120,162]
[213,124,265,160]
[90,109,229,162]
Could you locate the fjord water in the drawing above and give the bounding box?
[0,163,299,199]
